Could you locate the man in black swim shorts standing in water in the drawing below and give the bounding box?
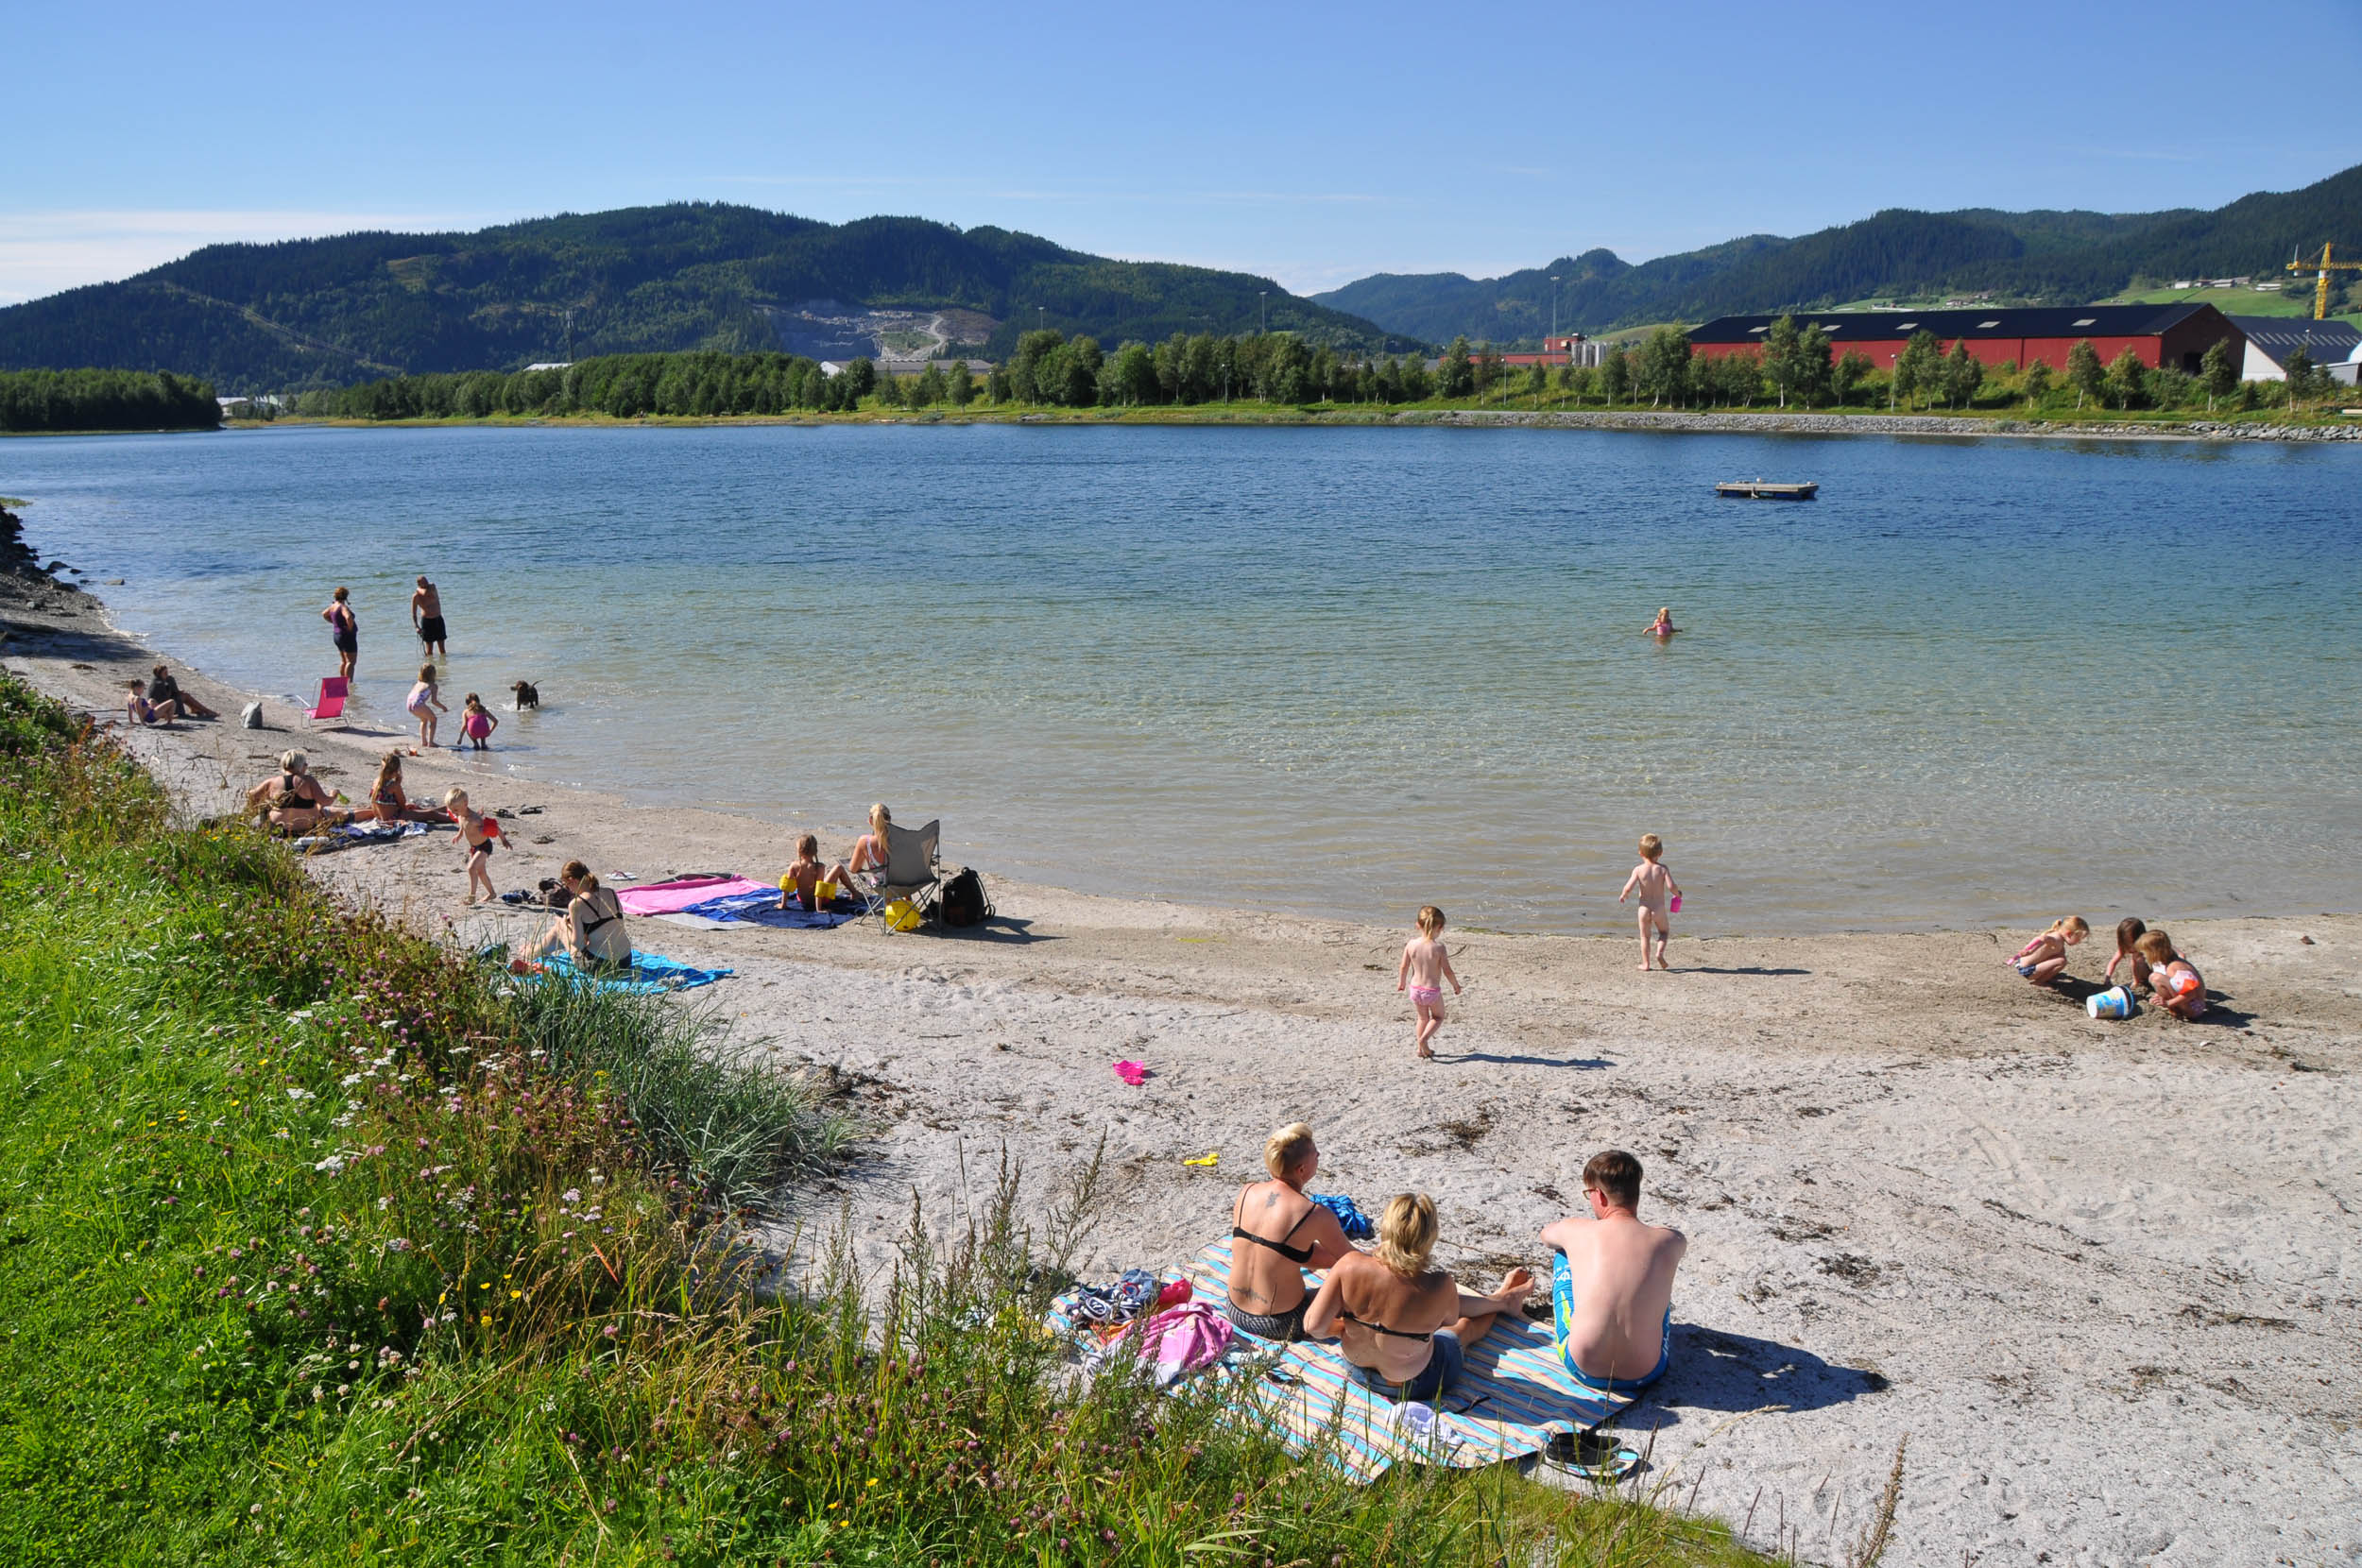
[411,575,448,659]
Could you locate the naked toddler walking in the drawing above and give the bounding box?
[1618,834,1682,971]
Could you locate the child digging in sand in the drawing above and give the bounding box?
[1617,834,1683,971]
[2007,916,2088,986]
[442,787,505,905]
[1396,905,1462,1060]
[458,692,497,751]
[2135,929,2208,1019]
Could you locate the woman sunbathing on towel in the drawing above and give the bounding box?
[516,861,631,970]
[1304,1193,1532,1405]
[1223,1122,1356,1341]
[366,752,439,824]
[244,750,342,834]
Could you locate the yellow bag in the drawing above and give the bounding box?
[884,898,921,932]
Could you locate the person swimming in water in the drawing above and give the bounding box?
[1646,606,1679,639]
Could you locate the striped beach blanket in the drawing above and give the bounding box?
[1053,1240,1634,1482]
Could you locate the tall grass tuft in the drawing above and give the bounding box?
[0,671,1772,1567]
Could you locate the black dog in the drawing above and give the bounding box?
[510,680,540,711]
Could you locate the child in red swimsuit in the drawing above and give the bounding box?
[458,693,497,751]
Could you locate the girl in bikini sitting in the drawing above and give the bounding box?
[2135,929,2209,1019]
[1223,1122,1355,1341]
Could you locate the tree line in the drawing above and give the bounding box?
[285,316,2337,423]
[0,368,219,434]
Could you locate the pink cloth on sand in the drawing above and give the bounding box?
[615,876,770,915]
[1113,1060,1148,1086]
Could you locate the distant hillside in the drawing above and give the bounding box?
[1316,162,2362,341]
[0,205,1403,392]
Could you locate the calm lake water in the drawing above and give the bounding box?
[9,421,2359,934]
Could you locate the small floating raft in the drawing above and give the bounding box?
[1715,479,1818,500]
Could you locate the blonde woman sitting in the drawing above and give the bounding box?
[1224,1122,1356,1341]
[517,861,631,970]
[1304,1193,1532,1404]
[827,802,897,889]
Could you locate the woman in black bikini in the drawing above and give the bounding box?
[518,861,631,970]
[1224,1123,1355,1340]
[1304,1193,1532,1404]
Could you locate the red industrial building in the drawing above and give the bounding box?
[1686,303,2246,375]
[1498,334,1604,368]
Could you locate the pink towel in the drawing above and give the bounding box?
[1113,1060,1147,1086]
[1124,1303,1234,1388]
[615,876,769,916]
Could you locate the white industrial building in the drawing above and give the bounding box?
[2227,315,2362,382]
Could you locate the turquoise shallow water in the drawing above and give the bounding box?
[9,421,2359,933]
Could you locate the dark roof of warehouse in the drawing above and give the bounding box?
[2225,315,2362,352]
[1686,303,2231,344]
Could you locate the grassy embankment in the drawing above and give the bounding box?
[0,672,1775,1567]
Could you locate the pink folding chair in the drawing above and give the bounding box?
[305,677,349,726]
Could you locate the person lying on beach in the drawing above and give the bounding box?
[516,861,631,970]
[245,750,340,833]
[1223,1122,1356,1341]
[2007,916,2088,986]
[1396,905,1462,1060]
[124,678,180,726]
[443,787,505,905]
[146,663,217,721]
[1618,834,1682,972]
[1303,1193,1532,1404]
[406,664,447,748]
[2134,930,2208,1019]
[2105,917,2151,993]
[1646,606,1680,639]
[778,833,830,910]
[1539,1150,1685,1393]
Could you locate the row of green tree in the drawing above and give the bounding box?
[0,368,219,433]
[1592,319,2309,414]
[289,323,2341,424]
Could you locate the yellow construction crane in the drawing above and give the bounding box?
[2286,243,2362,318]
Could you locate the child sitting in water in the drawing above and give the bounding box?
[1618,834,1683,972]
[1396,905,1463,1060]
[2134,930,2208,1019]
[459,693,497,751]
[406,664,447,748]
[1646,606,1679,639]
[442,787,505,905]
[778,833,829,911]
[2104,917,2151,993]
[2007,916,2088,985]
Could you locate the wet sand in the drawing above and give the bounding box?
[6,571,2357,1567]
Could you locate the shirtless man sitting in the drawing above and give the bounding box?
[1305,1193,1532,1405]
[1540,1150,1686,1392]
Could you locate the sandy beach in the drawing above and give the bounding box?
[6,569,2357,1567]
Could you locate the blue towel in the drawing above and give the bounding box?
[676,890,857,929]
[540,950,734,995]
[1308,1193,1374,1239]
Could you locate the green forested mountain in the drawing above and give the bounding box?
[1316,162,2362,341]
[0,205,1401,392]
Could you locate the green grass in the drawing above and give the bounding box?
[2099,281,2362,328]
[0,673,1774,1568]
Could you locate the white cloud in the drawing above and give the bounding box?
[0,209,505,306]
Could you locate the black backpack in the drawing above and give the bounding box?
[936,866,991,929]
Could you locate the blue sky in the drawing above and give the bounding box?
[7,0,2360,305]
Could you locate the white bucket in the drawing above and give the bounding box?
[2086,985,2135,1019]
